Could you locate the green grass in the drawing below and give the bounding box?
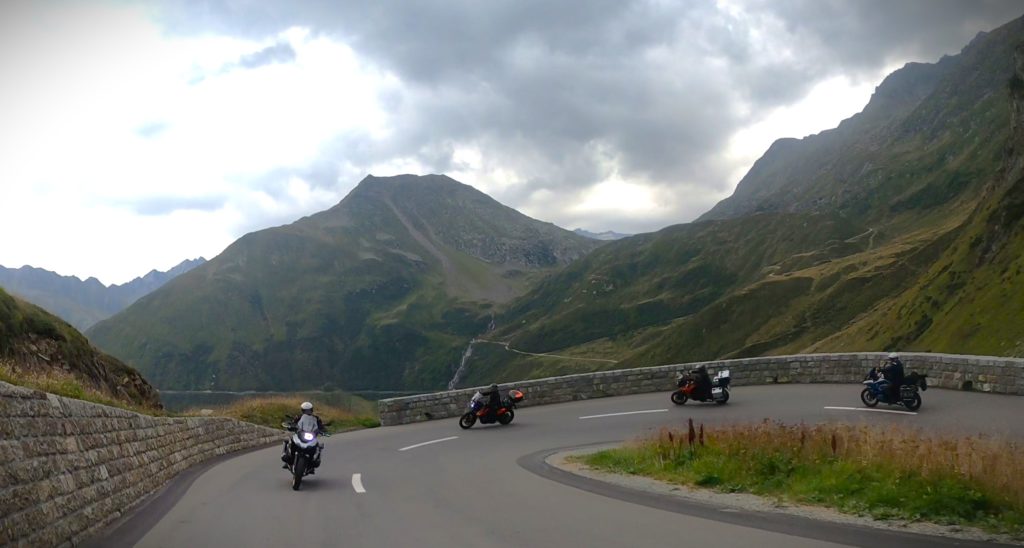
[579,421,1024,537]
[0,360,163,415]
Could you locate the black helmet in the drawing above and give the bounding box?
[696,364,707,371]
[489,383,498,391]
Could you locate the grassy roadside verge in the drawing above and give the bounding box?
[0,360,163,415]
[578,420,1024,538]
[184,395,380,430]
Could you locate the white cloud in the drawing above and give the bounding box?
[0,3,398,284]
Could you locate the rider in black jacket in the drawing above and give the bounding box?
[480,383,502,418]
[690,365,713,400]
[880,353,905,402]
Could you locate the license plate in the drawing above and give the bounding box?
[712,387,723,395]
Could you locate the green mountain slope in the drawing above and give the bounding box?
[456,16,1024,385]
[88,175,601,391]
[0,287,160,408]
[807,42,1024,357]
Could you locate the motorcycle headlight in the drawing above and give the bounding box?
[301,432,315,442]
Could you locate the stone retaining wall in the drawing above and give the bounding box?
[379,352,1024,426]
[0,381,282,547]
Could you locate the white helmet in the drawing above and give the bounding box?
[887,352,899,359]
[300,401,313,414]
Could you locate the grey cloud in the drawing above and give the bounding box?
[148,0,1024,233]
[759,0,1024,70]
[237,41,296,69]
[188,41,296,85]
[130,196,226,216]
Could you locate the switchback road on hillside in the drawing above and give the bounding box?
[91,385,1024,548]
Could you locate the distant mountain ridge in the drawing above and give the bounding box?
[88,174,601,391]
[0,258,206,330]
[699,26,1015,223]
[573,229,632,241]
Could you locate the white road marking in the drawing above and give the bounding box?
[351,473,366,493]
[398,436,459,452]
[824,406,917,416]
[579,409,669,420]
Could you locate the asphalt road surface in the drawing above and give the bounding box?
[92,384,1024,547]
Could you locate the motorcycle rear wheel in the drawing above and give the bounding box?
[459,413,477,429]
[292,454,306,491]
[497,410,514,425]
[903,393,922,411]
[715,389,730,405]
[670,391,687,405]
[860,388,879,407]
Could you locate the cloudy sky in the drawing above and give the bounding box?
[1,0,1021,285]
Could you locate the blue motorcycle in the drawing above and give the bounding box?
[860,367,927,411]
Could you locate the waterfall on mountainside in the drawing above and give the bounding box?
[447,315,496,390]
[447,339,477,390]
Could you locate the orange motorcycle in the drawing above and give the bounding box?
[459,389,524,429]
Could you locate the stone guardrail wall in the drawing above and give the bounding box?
[379,352,1024,426]
[0,381,282,547]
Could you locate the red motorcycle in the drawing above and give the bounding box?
[459,389,524,429]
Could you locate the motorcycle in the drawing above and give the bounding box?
[281,419,329,491]
[860,367,927,411]
[671,369,731,405]
[459,389,524,429]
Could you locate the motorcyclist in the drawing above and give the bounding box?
[880,352,905,402]
[281,401,326,471]
[479,383,502,419]
[689,364,713,400]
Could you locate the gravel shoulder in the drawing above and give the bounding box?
[548,445,1023,546]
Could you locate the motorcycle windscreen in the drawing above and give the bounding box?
[297,414,319,433]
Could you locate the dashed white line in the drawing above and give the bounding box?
[398,436,459,452]
[351,473,366,493]
[579,409,669,420]
[824,406,917,416]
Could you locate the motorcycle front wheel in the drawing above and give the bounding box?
[459,413,477,429]
[292,454,306,491]
[903,393,922,411]
[860,388,879,407]
[497,410,514,425]
[670,390,687,405]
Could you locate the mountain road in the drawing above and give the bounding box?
[90,384,1024,547]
